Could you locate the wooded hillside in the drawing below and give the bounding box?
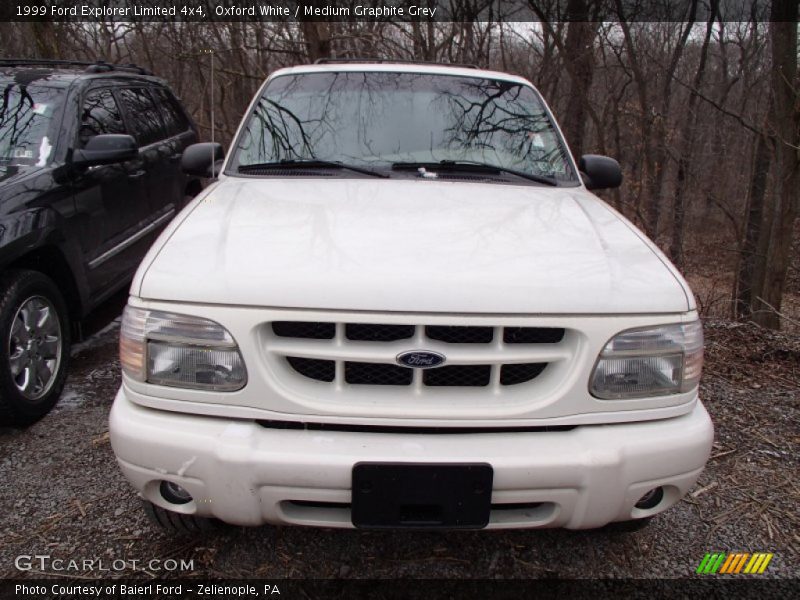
[2,0,798,328]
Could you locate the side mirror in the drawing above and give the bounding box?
[72,134,138,166]
[182,142,225,178]
[579,154,623,190]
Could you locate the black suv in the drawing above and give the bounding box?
[0,59,200,426]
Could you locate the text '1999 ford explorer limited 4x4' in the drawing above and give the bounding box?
[110,62,713,533]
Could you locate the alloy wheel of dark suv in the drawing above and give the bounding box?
[0,270,70,425]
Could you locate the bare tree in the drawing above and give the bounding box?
[751,1,799,328]
[668,0,718,268]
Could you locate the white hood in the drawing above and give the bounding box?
[135,177,691,314]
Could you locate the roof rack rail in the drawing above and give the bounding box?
[313,58,479,69]
[0,58,153,76]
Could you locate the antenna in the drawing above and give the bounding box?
[203,49,216,177]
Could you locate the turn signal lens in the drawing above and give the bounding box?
[120,306,148,382]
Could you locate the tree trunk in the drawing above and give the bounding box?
[300,22,332,62]
[30,22,61,59]
[561,0,599,157]
[735,129,772,318]
[668,3,717,268]
[643,16,697,242]
[752,5,800,329]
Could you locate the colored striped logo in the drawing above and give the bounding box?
[696,552,773,574]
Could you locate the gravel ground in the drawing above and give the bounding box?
[0,306,797,580]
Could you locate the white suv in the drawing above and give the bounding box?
[110,62,713,533]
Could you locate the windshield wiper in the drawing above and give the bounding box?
[391,160,559,186]
[239,159,387,178]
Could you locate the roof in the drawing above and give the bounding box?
[269,62,532,86]
[0,59,161,86]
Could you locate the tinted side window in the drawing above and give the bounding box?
[79,88,126,147]
[118,87,165,146]
[153,87,190,137]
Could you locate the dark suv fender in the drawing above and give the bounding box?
[0,208,89,320]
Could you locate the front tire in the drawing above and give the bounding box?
[143,501,222,535]
[0,270,70,427]
[604,517,653,533]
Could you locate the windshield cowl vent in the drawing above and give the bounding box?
[240,168,335,177]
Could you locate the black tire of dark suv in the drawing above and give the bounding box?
[0,270,70,426]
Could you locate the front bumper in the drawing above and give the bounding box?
[109,388,713,529]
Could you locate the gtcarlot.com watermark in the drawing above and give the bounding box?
[15,554,194,573]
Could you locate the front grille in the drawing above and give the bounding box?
[273,321,568,390]
[284,359,546,388]
[504,327,564,344]
[273,321,335,339]
[500,362,547,385]
[426,325,493,344]
[424,365,491,387]
[345,362,413,385]
[346,323,414,342]
[273,322,562,344]
[286,357,335,382]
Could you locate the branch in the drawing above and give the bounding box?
[753,297,800,328]
[668,72,763,137]
[669,71,800,152]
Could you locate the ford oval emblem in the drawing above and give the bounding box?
[396,350,446,369]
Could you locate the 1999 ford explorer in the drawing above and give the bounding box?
[110,61,713,533]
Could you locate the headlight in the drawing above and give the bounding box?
[590,321,703,399]
[120,306,247,391]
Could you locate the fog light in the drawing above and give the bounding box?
[635,487,664,509]
[160,480,192,505]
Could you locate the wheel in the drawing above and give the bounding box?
[143,501,222,535]
[0,270,70,427]
[604,517,653,533]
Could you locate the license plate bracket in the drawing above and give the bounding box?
[351,463,493,529]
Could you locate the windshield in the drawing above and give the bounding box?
[0,79,63,169]
[230,71,578,184]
